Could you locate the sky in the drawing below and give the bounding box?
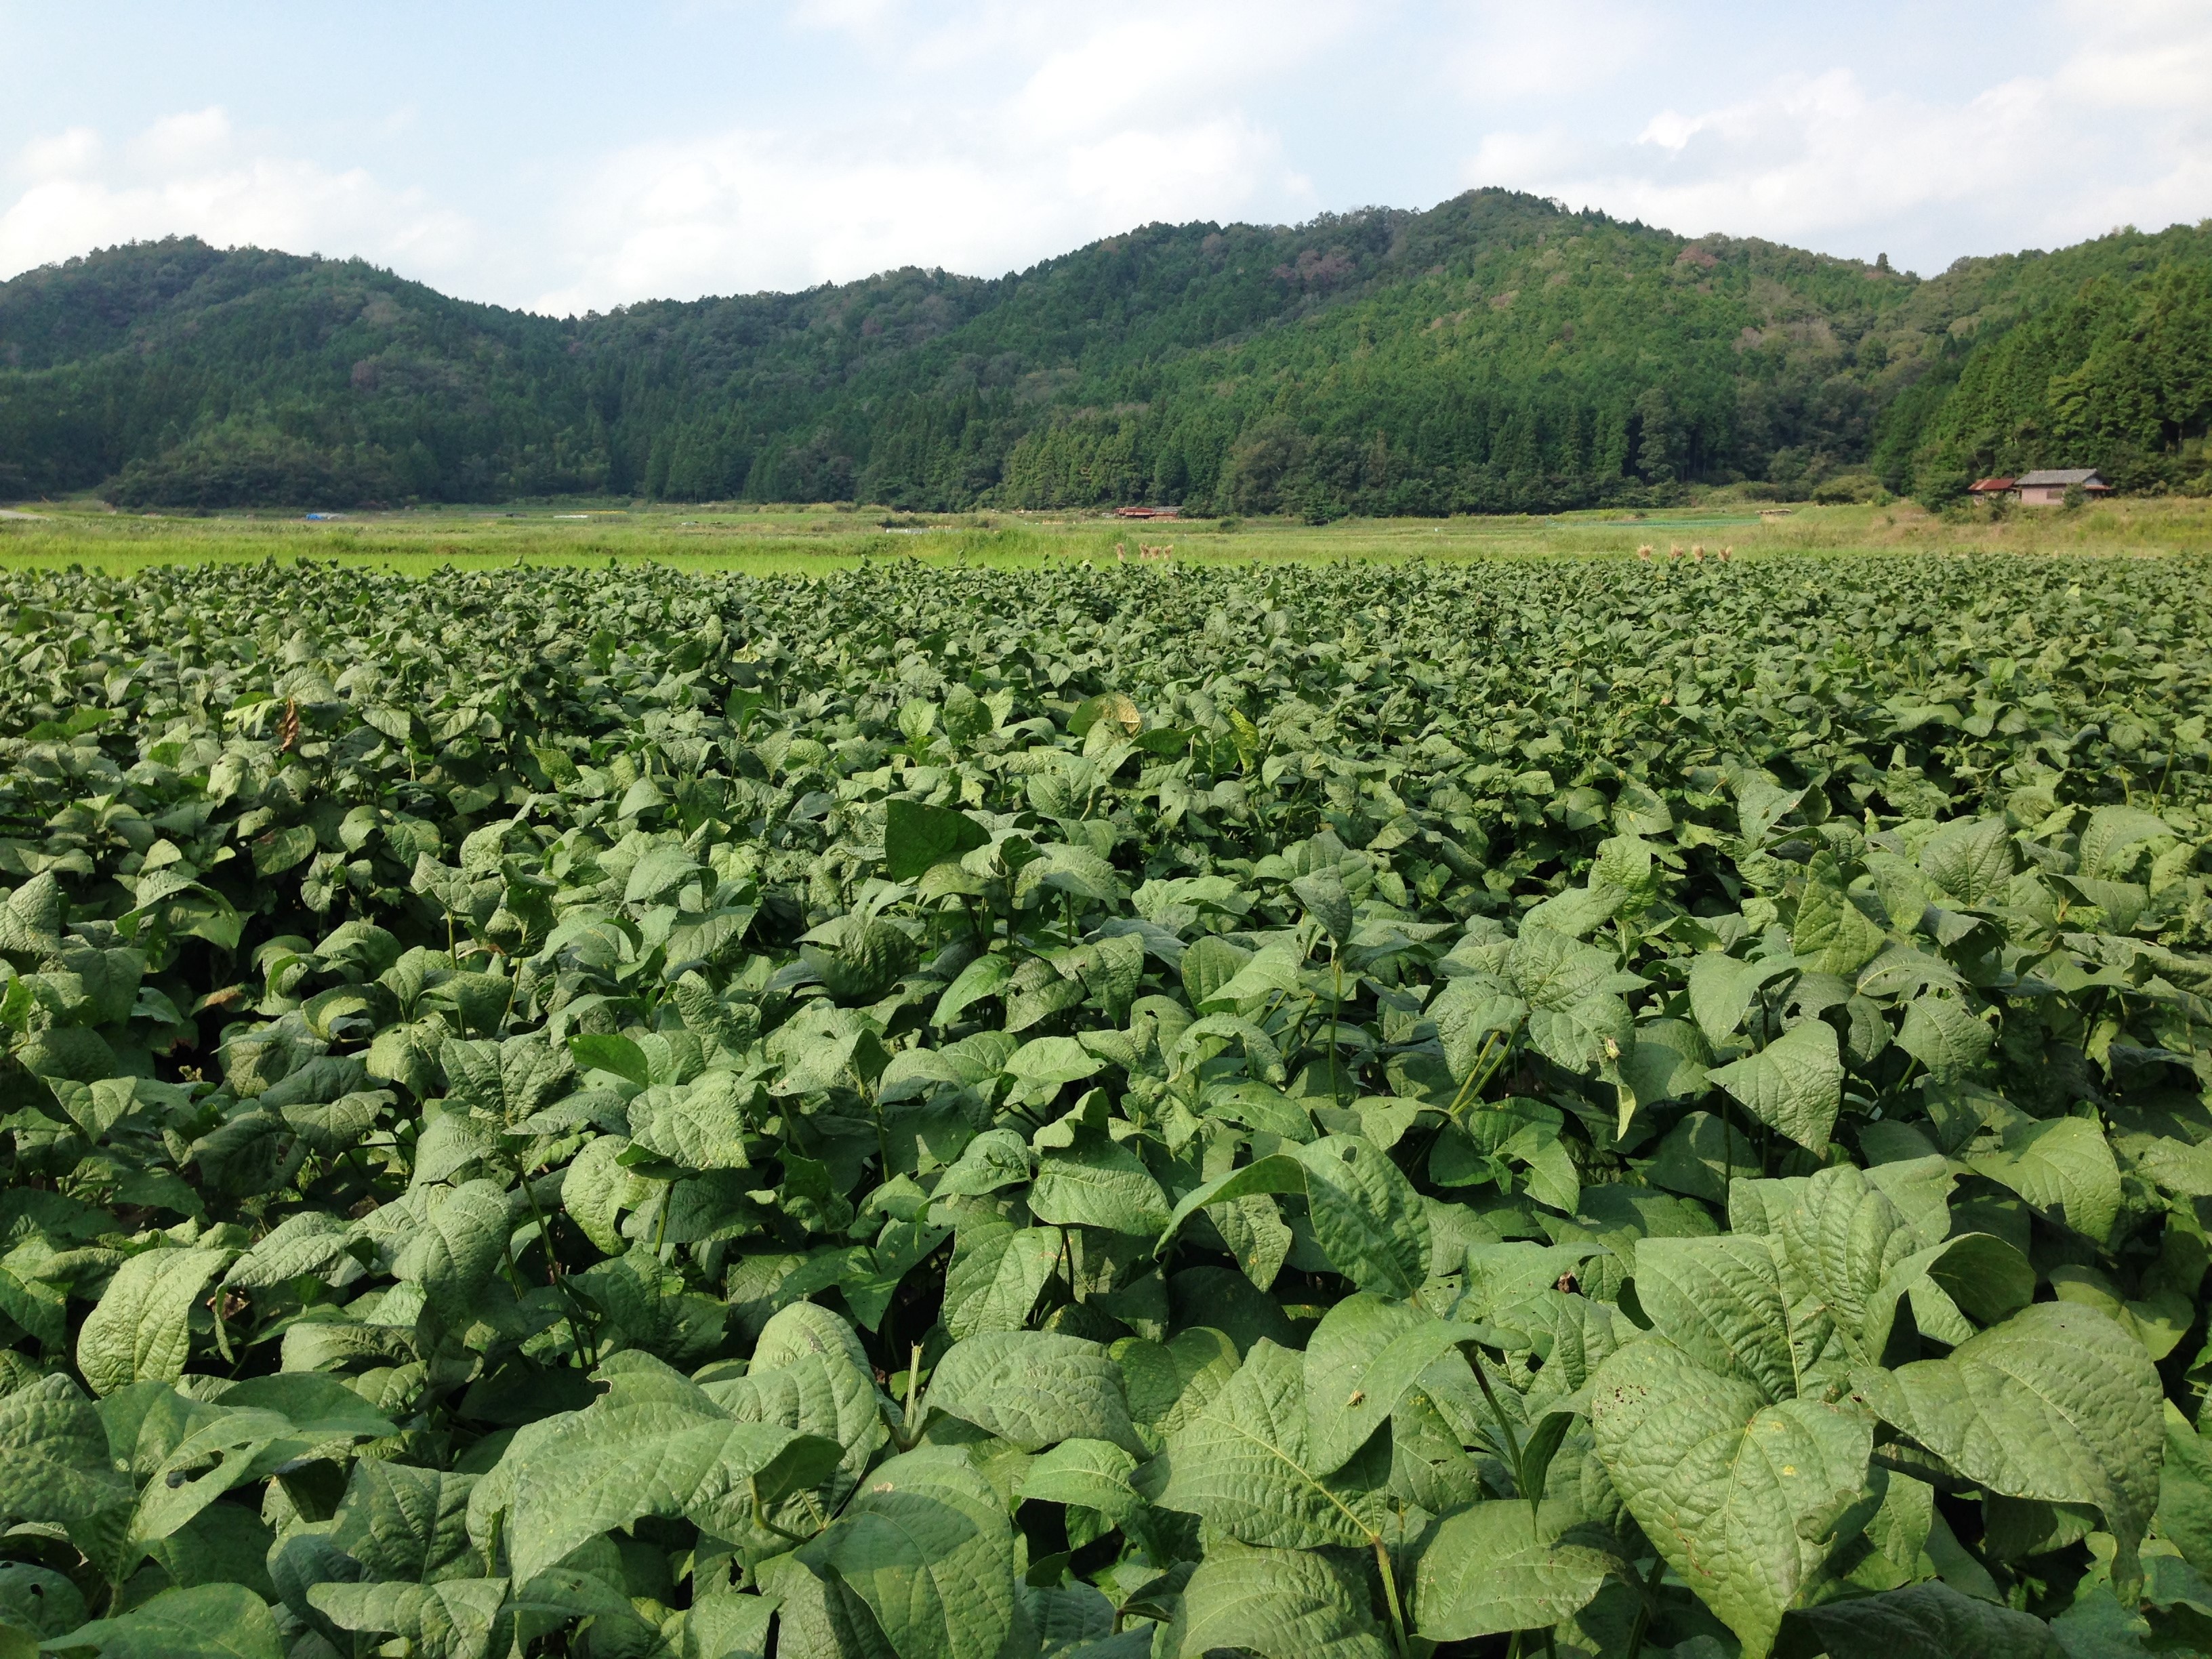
[1,1,2207,316]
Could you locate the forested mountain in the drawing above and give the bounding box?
[1,189,2207,513]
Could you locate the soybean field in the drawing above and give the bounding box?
[1,550,2210,1659]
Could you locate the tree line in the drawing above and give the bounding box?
[1,192,2207,513]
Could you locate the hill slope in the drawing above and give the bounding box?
[1,190,2207,512]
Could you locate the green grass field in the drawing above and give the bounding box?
[3,493,2209,573]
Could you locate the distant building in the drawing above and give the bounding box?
[1113,506,1180,519]
[2013,468,2111,506]
[1967,477,2016,499]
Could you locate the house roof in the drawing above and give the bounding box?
[1967,477,2015,492]
[2015,468,2108,487]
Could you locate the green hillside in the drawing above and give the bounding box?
[1,190,2207,512]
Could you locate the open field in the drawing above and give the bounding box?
[1,493,2209,572]
[0,534,2211,1656]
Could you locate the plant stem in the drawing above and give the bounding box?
[1466,1343,1525,1496]
[1371,1534,1411,1659]
[1623,1551,1668,1659]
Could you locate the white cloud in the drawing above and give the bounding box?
[0,107,478,289]
[1440,0,1658,100]
[531,0,1342,311]
[534,106,1305,313]
[1462,37,2212,271]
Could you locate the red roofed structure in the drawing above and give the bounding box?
[1967,477,2017,497]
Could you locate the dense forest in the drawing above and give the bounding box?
[1,189,2208,514]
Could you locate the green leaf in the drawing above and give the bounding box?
[1853,1302,2163,1586]
[1919,818,2017,907]
[2158,1401,2212,1577]
[1965,1115,2120,1243]
[490,1354,815,1582]
[926,1331,1140,1452]
[1015,1437,1141,1523]
[1707,1019,1844,1152]
[1164,1545,1391,1659]
[1591,1336,1878,1659]
[941,1223,1061,1340]
[1301,1294,1474,1475]
[1793,853,1887,975]
[75,1248,228,1397]
[816,1446,1017,1659]
[1409,1500,1613,1640]
[0,1374,133,1523]
[1294,1134,1429,1300]
[1895,995,1994,1083]
[884,800,990,882]
[1002,1036,1105,1091]
[931,951,1011,1029]
[307,1579,508,1659]
[2077,804,2171,880]
[568,1031,651,1086]
[1148,1340,1386,1549]
[1631,1234,1803,1403]
[391,1179,511,1331]
[251,825,318,878]
[325,1459,481,1585]
[1292,867,1354,943]
[1689,953,1799,1048]
[42,1584,282,1659]
[1792,1580,2062,1658]
[1029,1140,1170,1237]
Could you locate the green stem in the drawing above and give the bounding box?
[1371,1534,1412,1659]
[905,1342,923,1439]
[1623,1551,1668,1659]
[1466,1344,1525,1496]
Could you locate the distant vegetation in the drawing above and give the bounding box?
[1,190,2207,514]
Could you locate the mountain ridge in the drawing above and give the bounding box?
[2,188,2207,512]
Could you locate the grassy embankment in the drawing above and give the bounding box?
[0,495,2207,573]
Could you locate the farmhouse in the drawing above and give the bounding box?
[2013,468,2111,506]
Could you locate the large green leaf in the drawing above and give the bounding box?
[0,1374,131,1522]
[308,1578,508,1659]
[325,1460,481,1585]
[1164,1544,1391,1659]
[75,1249,228,1397]
[1293,1134,1430,1298]
[489,1355,821,1582]
[814,1446,1017,1659]
[1147,1339,1387,1548]
[1631,1234,1804,1403]
[883,801,991,880]
[1965,1115,2121,1243]
[1792,1580,2062,1658]
[1409,1500,1613,1640]
[940,1223,1061,1340]
[926,1331,1141,1452]
[391,1179,512,1330]
[1853,1302,2163,1584]
[43,1584,283,1659]
[1300,1294,1474,1475]
[1591,1336,1878,1659]
[1014,1437,1143,1524]
[1029,1139,1170,1237]
[1706,1019,1844,1152]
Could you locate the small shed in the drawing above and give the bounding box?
[2013,468,2110,506]
[1967,476,2016,498]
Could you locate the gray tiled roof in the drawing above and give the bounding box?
[2014,468,2106,487]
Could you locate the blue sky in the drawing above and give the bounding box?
[2,1,2207,314]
